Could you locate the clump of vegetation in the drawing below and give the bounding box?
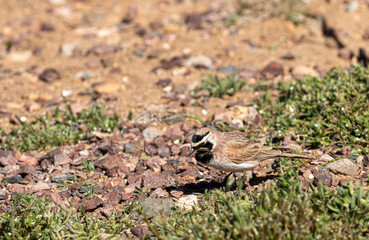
[238,0,307,24]
[151,159,369,239]
[195,74,246,98]
[0,104,122,152]
[0,194,133,239]
[254,65,369,154]
[82,159,95,173]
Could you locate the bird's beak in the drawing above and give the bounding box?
[188,148,196,157]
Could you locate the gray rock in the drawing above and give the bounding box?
[79,196,103,212]
[312,166,332,187]
[217,65,237,75]
[0,150,18,166]
[138,198,175,219]
[39,68,60,82]
[143,127,163,140]
[4,175,23,184]
[184,55,213,69]
[173,84,187,94]
[130,225,151,239]
[52,175,76,183]
[326,158,358,176]
[0,189,7,200]
[124,142,141,154]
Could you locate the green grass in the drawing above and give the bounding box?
[0,194,134,239]
[0,104,122,152]
[151,160,369,239]
[253,65,369,154]
[82,159,95,173]
[194,74,246,98]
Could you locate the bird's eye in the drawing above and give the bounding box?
[203,142,213,150]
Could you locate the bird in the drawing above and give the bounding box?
[189,127,313,178]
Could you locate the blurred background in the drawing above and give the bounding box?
[0,0,368,130]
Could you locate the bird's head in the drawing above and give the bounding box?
[189,128,217,156]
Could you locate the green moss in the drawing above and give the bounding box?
[194,74,246,98]
[0,194,134,239]
[254,65,369,154]
[0,104,122,152]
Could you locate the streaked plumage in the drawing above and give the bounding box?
[190,127,313,172]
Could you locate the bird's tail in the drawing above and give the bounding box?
[279,152,314,160]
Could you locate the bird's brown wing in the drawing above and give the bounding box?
[226,141,282,164]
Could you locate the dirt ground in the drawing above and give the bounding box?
[2,2,369,237]
[1,0,369,131]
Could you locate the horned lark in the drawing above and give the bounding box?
[189,127,313,172]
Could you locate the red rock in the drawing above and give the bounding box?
[53,153,72,166]
[150,188,169,198]
[85,59,103,69]
[145,158,161,173]
[39,68,60,82]
[260,61,284,80]
[185,13,203,29]
[79,196,103,211]
[214,111,233,123]
[121,192,133,200]
[105,177,125,189]
[19,155,38,166]
[171,145,181,156]
[19,165,38,174]
[161,164,175,172]
[50,192,63,205]
[70,196,81,207]
[124,182,141,194]
[102,191,121,207]
[106,167,119,177]
[68,183,81,192]
[170,190,184,198]
[30,182,51,193]
[154,136,166,148]
[142,175,167,189]
[89,44,116,55]
[130,225,151,239]
[134,161,146,174]
[0,151,18,166]
[127,174,143,185]
[8,183,27,194]
[158,146,170,158]
[94,154,123,171]
[164,127,184,141]
[180,123,190,132]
